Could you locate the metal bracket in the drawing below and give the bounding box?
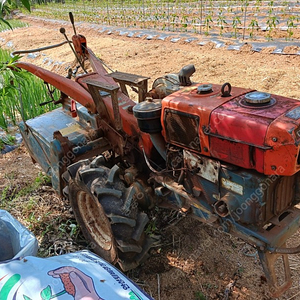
[83,79,122,131]
[106,71,149,103]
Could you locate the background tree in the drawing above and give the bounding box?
[1,0,30,27]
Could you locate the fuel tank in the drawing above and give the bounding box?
[161,83,300,176]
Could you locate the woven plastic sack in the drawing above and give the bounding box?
[0,209,38,261]
[0,250,153,300]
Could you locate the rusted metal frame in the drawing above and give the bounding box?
[72,137,112,162]
[84,79,122,131]
[99,120,125,157]
[53,131,73,158]
[106,71,149,103]
[227,224,293,296]
[258,247,292,298]
[183,150,220,184]
[150,173,212,215]
[86,49,115,83]
[138,80,148,103]
[119,82,129,97]
[225,206,300,297]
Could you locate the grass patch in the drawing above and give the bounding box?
[0,48,58,131]
[0,19,28,31]
[0,172,50,207]
[0,168,84,257]
[0,134,15,150]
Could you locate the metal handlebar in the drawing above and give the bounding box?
[11,41,69,58]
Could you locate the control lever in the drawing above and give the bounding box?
[69,12,77,35]
[59,27,87,73]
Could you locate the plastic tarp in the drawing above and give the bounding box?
[0,250,154,300]
[0,210,38,261]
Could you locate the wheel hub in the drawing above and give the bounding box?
[77,191,113,251]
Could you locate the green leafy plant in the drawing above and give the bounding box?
[255,0,262,13]
[232,14,241,38]
[195,291,206,300]
[0,134,15,151]
[266,1,279,40]
[204,14,213,36]
[58,219,80,238]
[181,14,188,31]
[0,48,57,131]
[145,218,158,236]
[16,0,298,43]
[217,7,227,36]
[249,18,259,39]
[286,15,298,40]
[0,0,30,28]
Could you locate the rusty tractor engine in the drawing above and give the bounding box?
[15,13,300,298]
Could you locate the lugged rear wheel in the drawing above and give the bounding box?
[63,159,153,271]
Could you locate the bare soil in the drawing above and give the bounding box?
[2,15,300,300]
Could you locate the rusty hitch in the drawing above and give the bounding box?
[257,243,300,297]
[268,244,300,254]
[258,247,292,298]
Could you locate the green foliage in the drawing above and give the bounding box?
[0,0,30,28]
[217,7,227,36]
[249,18,258,39]
[195,291,206,300]
[286,15,298,40]
[0,48,57,131]
[0,171,51,210]
[17,172,51,198]
[232,14,241,38]
[204,14,213,36]
[145,218,158,236]
[58,219,80,238]
[0,134,15,150]
[0,19,27,31]
[18,0,297,40]
[34,171,52,185]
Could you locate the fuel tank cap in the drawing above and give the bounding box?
[244,91,271,104]
[197,84,213,94]
[240,91,276,108]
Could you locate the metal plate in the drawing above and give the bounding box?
[183,150,220,183]
[221,178,244,195]
[286,106,300,120]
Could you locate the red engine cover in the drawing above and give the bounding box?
[161,83,300,176]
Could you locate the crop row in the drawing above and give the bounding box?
[26,0,300,40]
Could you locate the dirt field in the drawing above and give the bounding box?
[2,15,300,300]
